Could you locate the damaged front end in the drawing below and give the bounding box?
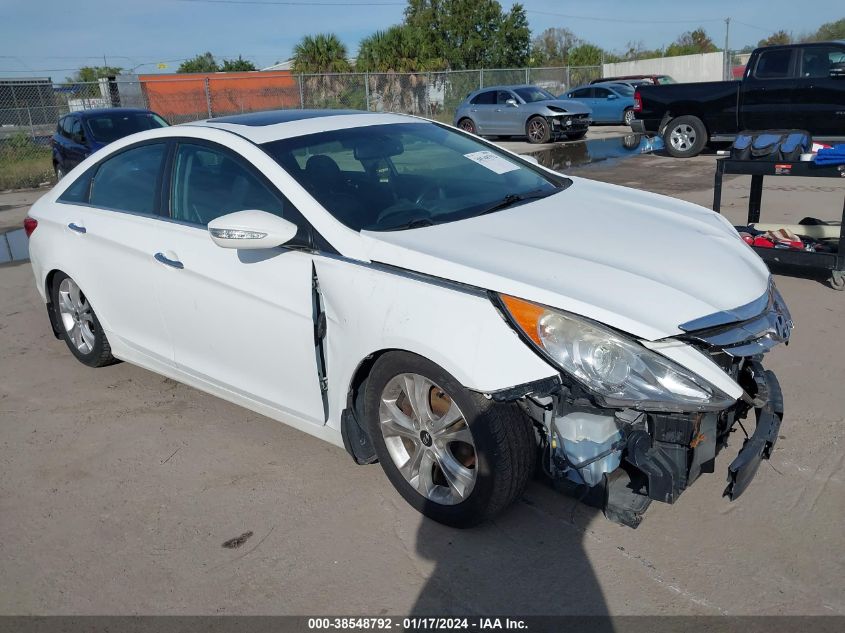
[498,282,792,528]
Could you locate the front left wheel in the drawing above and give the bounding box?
[363,352,536,528]
[50,272,117,367]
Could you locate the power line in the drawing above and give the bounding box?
[525,10,725,25]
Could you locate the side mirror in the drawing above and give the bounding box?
[208,210,298,250]
[505,98,518,107]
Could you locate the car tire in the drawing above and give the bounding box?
[623,108,635,126]
[54,163,65,181]
[363,351,535,528]
[457,118,477,135]
[662,115,707,158]
[565,130,587,141]
[50,272,117,368]
[526,116,551,144]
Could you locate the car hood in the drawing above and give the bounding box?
[360,176,770,341]
[539,99,591,115]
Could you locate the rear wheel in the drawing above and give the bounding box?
[364,352,535,527]
[457,118,476,135]
[526,116,551,144]
[662,115,707,158]
[50,272,116,368]
[623,108,635,126]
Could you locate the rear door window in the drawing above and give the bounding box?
[754,49,795,79]
[88,143,166,215]
[470,91,496,105]
[594,87,611,98]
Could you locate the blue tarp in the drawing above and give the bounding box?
[815,144,845,165]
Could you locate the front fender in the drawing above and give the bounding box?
[313,256,558,429]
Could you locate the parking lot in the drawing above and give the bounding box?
[1,140,843,616]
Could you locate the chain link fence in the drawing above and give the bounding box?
[0,65,601,190]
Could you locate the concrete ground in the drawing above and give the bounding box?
[0,143,843,616]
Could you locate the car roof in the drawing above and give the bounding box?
[70,108,158,119]
[472,85,537,93]
[188,109,420,144]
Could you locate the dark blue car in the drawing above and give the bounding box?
[51,108,168,179]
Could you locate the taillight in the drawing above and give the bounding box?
[633,91,642,113]
[24,217,37,237]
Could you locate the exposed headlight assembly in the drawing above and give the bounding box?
[498,294,736,412]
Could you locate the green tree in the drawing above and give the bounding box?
[404,0,531,69]
[68,65,123,83]
[809,18,845,42]
[357,25,441,72]
[568,43,604,67]
[758,30,792,47]
[220,56,257,71]
[178,52,219,73]
[292,33,351,73]
[665,27,717,57]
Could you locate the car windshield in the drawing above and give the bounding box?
[514,87,557,103]
[84,112,168,143]
[261,122,567,232]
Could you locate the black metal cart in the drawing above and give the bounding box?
[712,158,845,290]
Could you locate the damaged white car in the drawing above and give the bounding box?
[25,110,792,528]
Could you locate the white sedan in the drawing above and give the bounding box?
[25,110,792,528]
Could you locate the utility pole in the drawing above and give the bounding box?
[724,17,731,80]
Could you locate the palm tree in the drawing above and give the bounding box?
[292,34,351,73]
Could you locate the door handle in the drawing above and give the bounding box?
[154,252,184,269]
[67,222,86,234]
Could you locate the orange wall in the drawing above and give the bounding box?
[138,71,299,120]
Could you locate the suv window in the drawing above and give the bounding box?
[170,142,298,228]
[470,91,496,105]
[89,143,166,215]
[60,116,74,139]
[800,46,841,78]
[496,90,514,104]
[594,87,611,98]
[69,119,84,144]
[755,49,794,79]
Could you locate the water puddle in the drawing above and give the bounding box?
[530,134,664,171]
[0,228,28,264]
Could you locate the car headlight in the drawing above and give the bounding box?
[498,294,735,412]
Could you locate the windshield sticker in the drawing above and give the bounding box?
[463,151,520,174]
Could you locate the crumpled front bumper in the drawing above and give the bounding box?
[724,366,783,500]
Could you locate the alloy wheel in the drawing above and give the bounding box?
[57,277,95,354]
[379,373,477,505]
[459,119,475,134]
[669,123,696,151]
[624,109,635,126]
[527,119,545,142]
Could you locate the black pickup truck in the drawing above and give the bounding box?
[632,41,845,157]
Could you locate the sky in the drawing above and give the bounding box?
[0,0,842,79]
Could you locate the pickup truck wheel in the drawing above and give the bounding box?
[364,351,535,528]
[526,116,551,144]
[663,115,707,158]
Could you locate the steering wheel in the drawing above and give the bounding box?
[375,205,433,227]
[413,184,445,207]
